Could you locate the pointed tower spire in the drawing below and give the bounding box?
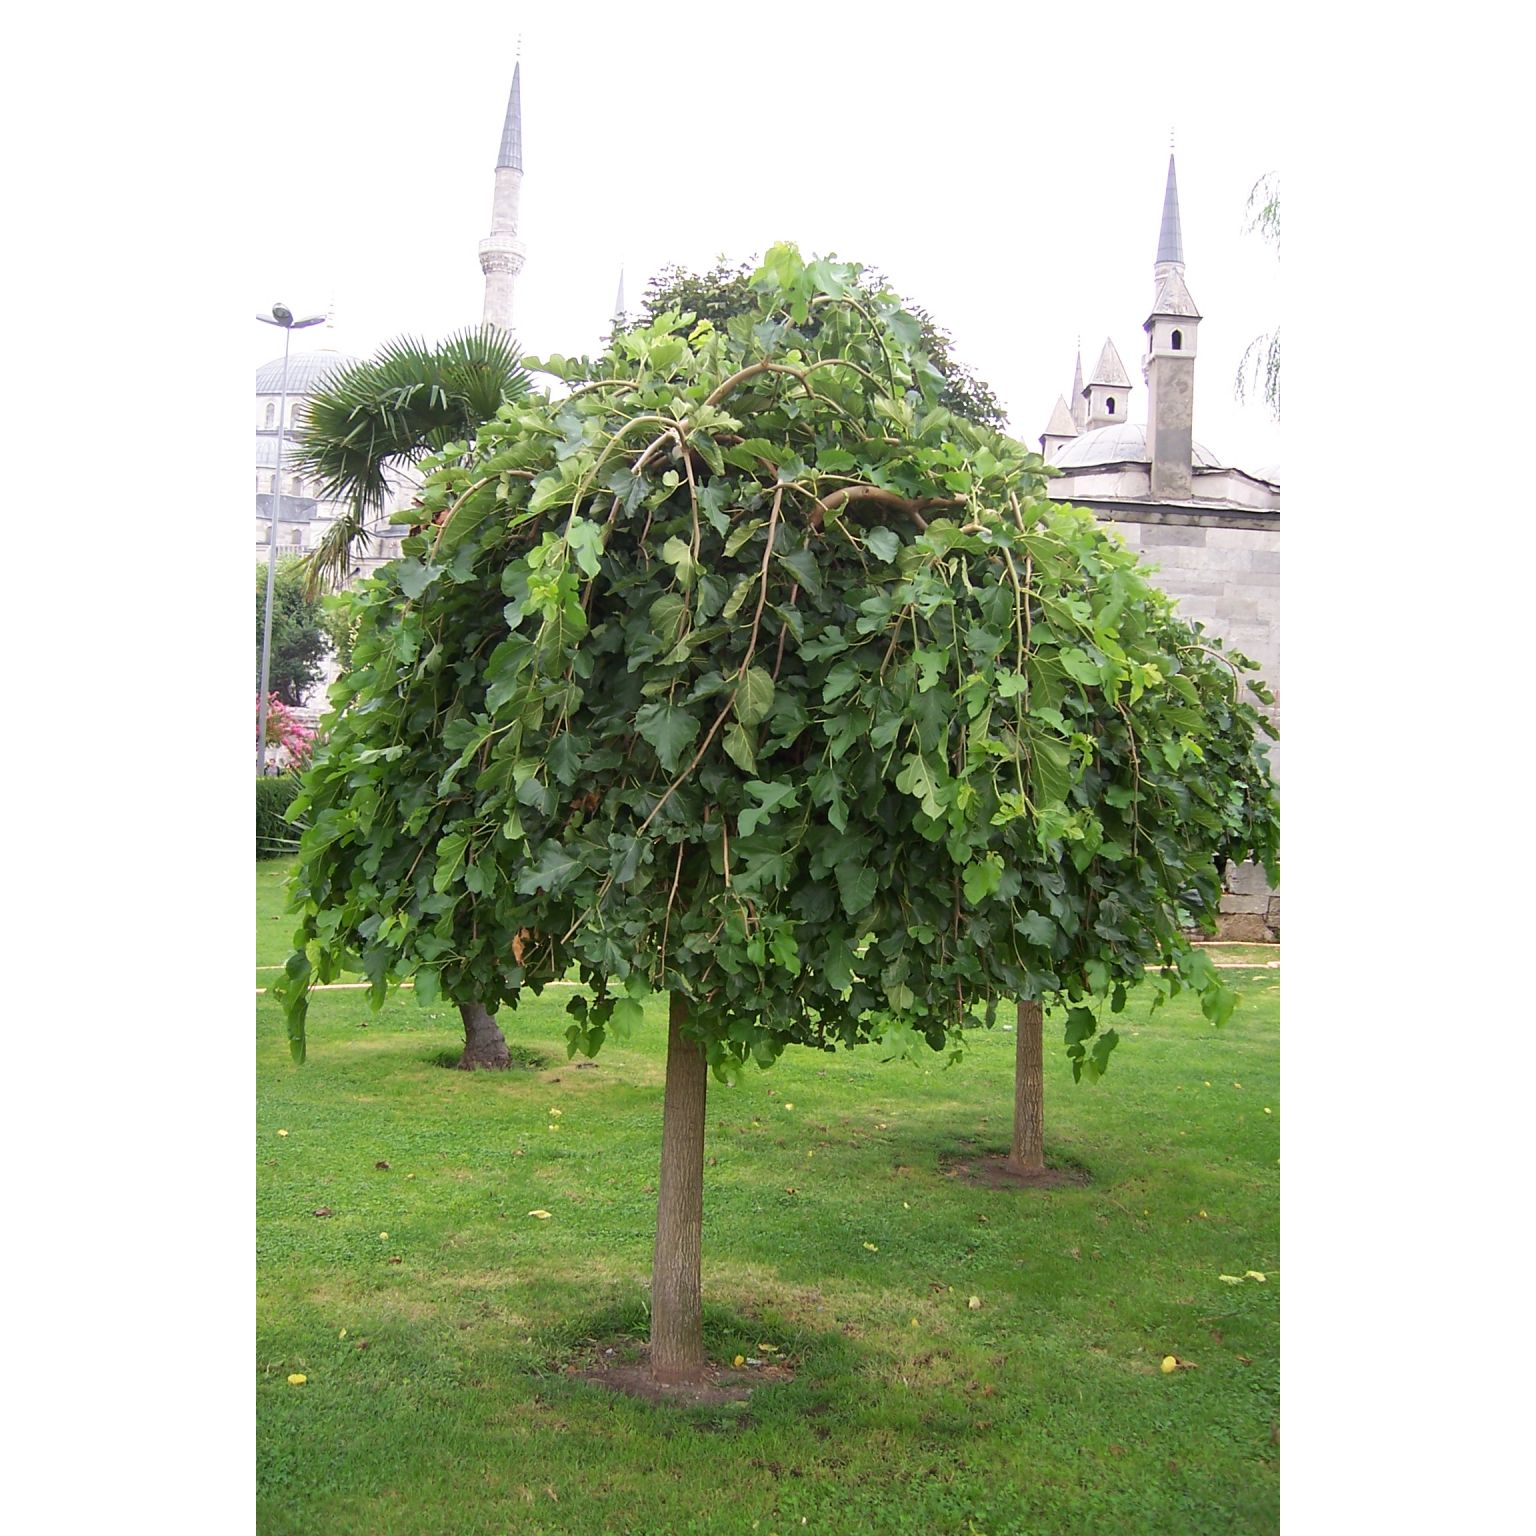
[1155,152,1184,283]
[1070,340,1086,433]
[1040,396,1079,463]
[613,267,626,326]
[480,57,527,331]
[497,62,524,171]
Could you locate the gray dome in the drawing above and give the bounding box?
[255,349,361,396]
[1053,422,1220,471]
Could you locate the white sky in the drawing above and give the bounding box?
[247,1,1282,473]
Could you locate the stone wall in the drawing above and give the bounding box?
[1217,860,1280,943]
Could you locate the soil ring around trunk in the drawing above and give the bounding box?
[944,1153,1092,1191]
[568,1341,794,1408]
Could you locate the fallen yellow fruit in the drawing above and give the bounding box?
[528,1210,551,1220]
[287,1374,307,1386]
[783,1103,794,1110]
[1161,1356,1178,1374]
[338,1328,347,1340]
[379,1232,389,1240]
[733,1354,745,1367]
[1246,1271,1267,1282]
[967,1296,982,1311]
[277,1129,289,1138]
[863,1242,878,1251]
[549,1107,562,1117]
[1218,1274,1243,1285]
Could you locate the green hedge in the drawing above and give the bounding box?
[257,777,304,859]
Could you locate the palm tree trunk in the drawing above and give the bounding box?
[457,1000,512,1070]
[649,992,707,1382]
[1009,998,1045,1172]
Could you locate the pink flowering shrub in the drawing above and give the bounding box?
[260,693,320,772]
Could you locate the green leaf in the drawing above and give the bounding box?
[634,701,701,773]
[396,558,437,601]
[514,841,581,896]
[724,518,765,557]
[661,536,698,589]
[722,721,757,774]
[565,515,605,577]
[962,853,1004,905]
[864,526,901,563]
[734,666,775,727]
[835,860,877,918]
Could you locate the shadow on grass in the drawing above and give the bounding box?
[538,1296,866,1430]
[423,1043,550,1071]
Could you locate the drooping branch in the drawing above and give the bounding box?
[808,484,965,533]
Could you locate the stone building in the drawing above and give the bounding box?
[1038,155,1280,940]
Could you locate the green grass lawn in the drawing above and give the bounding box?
[257,860,1279,1536]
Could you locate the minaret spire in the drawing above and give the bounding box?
[1154,151,1184,283]
[1070,338,1086,433]
[479,58,527,331]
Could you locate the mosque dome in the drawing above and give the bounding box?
[255,349,362,396]
[1053,422,1221,471]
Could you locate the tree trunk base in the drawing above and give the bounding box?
[456,1001,513,1071]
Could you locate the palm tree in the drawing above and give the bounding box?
[292,327,534,1069]
[292,328,533,596]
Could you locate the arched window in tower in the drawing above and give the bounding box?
[1107,397,1116,416]
[264,402,275,428]
[1171,330,1183,351]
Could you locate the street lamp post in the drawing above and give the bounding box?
[257,304,325,775]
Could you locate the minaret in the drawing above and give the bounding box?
[1143,152,1202,500]
[1070,341,1087,433]
[613,268,626,328]
[479,61,527,331]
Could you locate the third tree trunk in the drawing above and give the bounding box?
[649,991,707,1382]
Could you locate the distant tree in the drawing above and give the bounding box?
[257,558,328,706]
[1235,175,1280,419]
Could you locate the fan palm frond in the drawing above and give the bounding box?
[288,329,535,589]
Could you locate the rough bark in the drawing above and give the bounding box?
[456,1000,512,1070]
[649,992,708,1382]
[1009,998,1045,1172]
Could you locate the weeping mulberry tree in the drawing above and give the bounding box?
[278,244,1277,1386]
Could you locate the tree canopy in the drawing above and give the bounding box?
[631,258,1009,432]
[278,244,1277,1078]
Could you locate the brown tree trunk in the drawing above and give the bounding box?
[1009,998,1045,1172]
[456,1000,512,1070]
[649,991,707,1383]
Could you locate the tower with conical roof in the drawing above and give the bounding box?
[479,61,527,331]
[1143,152,1201,500]
[1083,338,1131,430]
